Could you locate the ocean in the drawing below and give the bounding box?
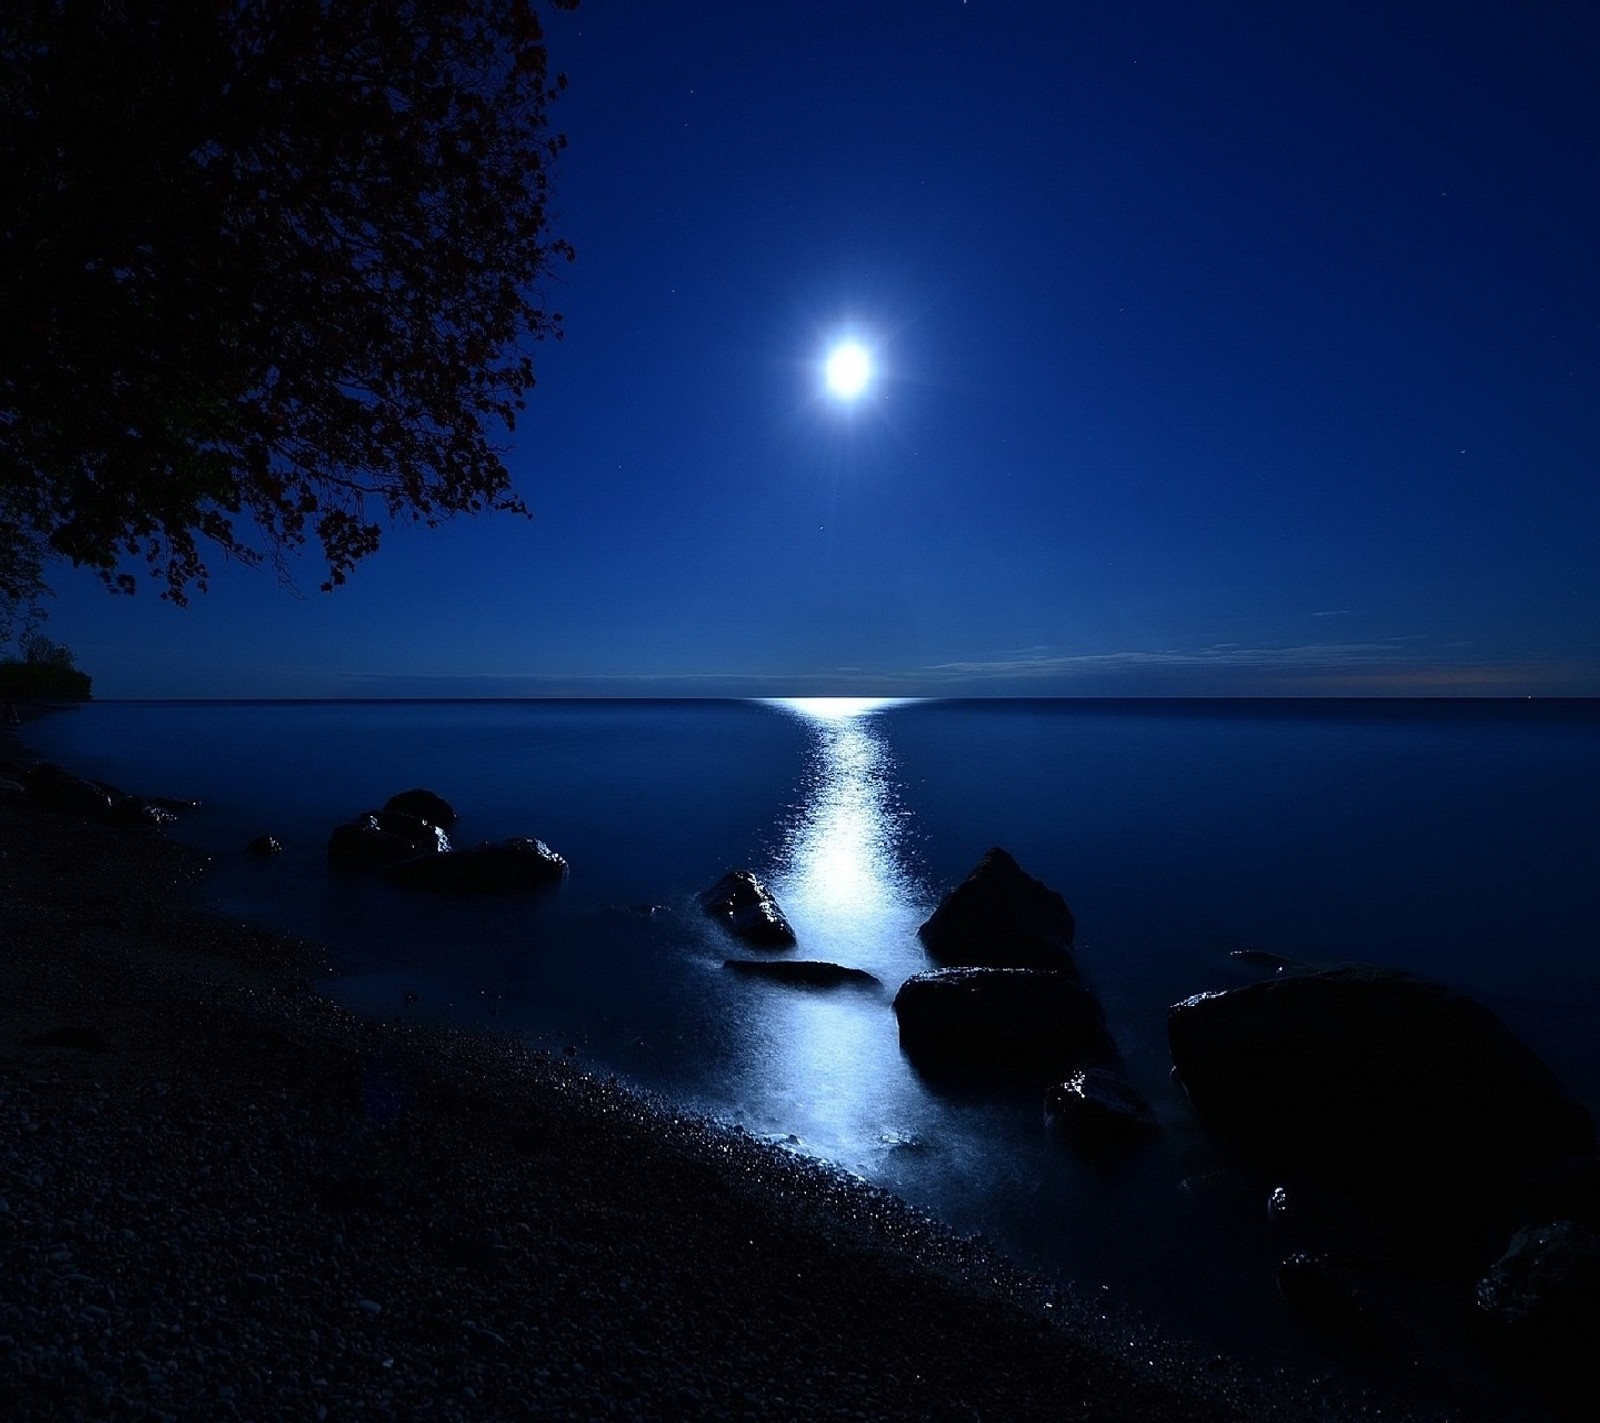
[24,697,1600,1404]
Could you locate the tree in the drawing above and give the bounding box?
[0,630,91,699]
[0,0,577,604]
[1,501,50,645]
[20,631,76,669]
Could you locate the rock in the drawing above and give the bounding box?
[24,763,113,816]
[723,959,880,988]
[147,795,201,814]
[1168,963,1595,1203]
[382,837,567,893]
[1474,1221,1600,1399]
[373,808,450,850]
[893,967,1114,1080]
[0,776,30,803]
[917,848,1076,971]
[1045,1067,1160,1147]
[700,870,796,948]
[245,834,283,857]
[328,811,449,870]
[106,796,178,828]
[382,788,457,830]
[1277,1253,1384,1348]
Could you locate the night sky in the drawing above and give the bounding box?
[43,2,1600,698]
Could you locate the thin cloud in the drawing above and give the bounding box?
[922,642,1407,680]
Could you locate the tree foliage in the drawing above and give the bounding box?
[1,490,51,646]
[0,632,90,699]
[0,0,577,603]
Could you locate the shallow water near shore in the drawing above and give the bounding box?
[27,696,1600,1412]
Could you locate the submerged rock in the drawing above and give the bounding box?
[328,813,448,870]
[147,795,201,814]
[245,834,283,857]
[382,837,567,893]
[723,959,880,988]
[1276,1253,1386,1349]
[1045,1067,1160,1147]
[24,763,113,817]
[1167,963,1595,1203]
[382,788,458,830]
[917,848,1076,971]
[1474,1220,1600,1400]
[700,870,796,948]
[106,795,178,828]
[893,967,1113,1080]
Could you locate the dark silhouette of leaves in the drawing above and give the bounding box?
[0,0,578,601]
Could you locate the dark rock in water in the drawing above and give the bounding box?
[1277,1253,1385,1349]
[1045,1067,1160,1146]
[106,795,178,828]
[1168,963,1595,1204]
[328,811,449,870]
[700,870,796,948]
[328,815,411,870]
[893,967,1113,1080]
[1475,1222,1600,1379]
[1264,1180,1411,1269]
[373,809,450,852]
[382,787,458,830]
[917,847,1076,971]
[382,837,567,893]
[25,763,113,817]
[148,795,201,814]
[245,834,284,857]
[723,959,880,988]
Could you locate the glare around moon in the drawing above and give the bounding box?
[824,341,871,400]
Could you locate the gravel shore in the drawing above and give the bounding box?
[2,736,1459,1421]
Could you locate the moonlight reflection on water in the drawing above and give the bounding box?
[770,698,919,933]
[717,699,930,1156]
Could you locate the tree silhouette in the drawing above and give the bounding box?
[0,0,577,602]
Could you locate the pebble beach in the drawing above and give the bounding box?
[1,718,1472,1422]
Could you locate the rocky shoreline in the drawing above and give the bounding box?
[0,723,1525,1421]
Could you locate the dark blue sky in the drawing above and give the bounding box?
[45,1,1600,697]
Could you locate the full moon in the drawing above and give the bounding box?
[824,341,872,400]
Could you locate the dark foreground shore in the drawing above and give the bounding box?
[2,749,1457,1421]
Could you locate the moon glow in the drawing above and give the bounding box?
[824,341,872,400]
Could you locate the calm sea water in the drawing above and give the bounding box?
[24,697,1600,1402]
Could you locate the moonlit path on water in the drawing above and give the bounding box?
[723,698,933,1166]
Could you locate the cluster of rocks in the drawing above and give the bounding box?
[704,848,1158,1150]
[702,847,1597,1414]
[325,789,567,893]
[13,748,1594,1415]
[1169,961,1598,1413]
[6,792,1360,1423]
[0,758,199,829]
